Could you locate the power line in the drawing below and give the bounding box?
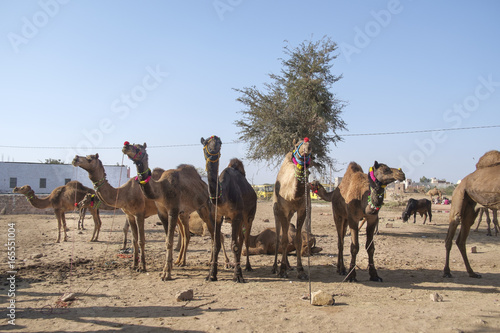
[0,125,498,150]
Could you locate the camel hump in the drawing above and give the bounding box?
[346,162,363,174]
[476,150,500,169]
[152,167,165,180]
[228,158,246,177]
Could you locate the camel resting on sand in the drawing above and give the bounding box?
[473,207,499,236]
[402,198,432,224]
[13,181,98,242]
[444,150,500,278]
[242,224,322,256]
[311,161,405,282]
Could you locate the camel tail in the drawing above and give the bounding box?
[228,158,246,177]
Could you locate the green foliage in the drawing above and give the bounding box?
[442,185,456,197]
[420,176,431,183]
[234,37,347,169]
[44,158,65,164]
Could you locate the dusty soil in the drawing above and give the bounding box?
[1,196,500,332]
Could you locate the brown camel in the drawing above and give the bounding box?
[273,138,314,279]
[76,192,124,239]
[73,154,164,271]
[201,135,257,282]
[242,224,322,256]
[13,181,98,242]
[473,207,499,236]
[402,198,432,224]
[123,142,217,281]
[426,188,442,202]
[444,150,500,278]
[311,161,405,282]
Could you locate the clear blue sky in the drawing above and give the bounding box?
[1,0,499,184]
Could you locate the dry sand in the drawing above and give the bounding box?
[1,196,499,332]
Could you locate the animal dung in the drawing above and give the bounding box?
[471,246,477,253]
[176,289,194,302]
[310,290,335,306]
[385,223,393,228]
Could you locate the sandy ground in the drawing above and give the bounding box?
[1,196,500,333]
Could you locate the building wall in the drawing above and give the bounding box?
[0,162,129,194]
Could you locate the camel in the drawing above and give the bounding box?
[123,142,217,281]
[273,138,314,279]
[242,224,322,256]
[73,153,164,271]
[76,192,123,238]
[426,188,442,202]
[311,161,405,282]
[402,198,432,224]
[13,181,99,242]
[473,207,499,236]
[444,150,500,278]
[201,135,257,282]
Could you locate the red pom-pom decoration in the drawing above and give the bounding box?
[124,141,130,146]
[74,203,78,207]
[304,137,309,142]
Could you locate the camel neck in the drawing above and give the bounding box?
[206,160,221,201]
[25,192,52,209]
[133,158,159,200]
[316,186,334,202]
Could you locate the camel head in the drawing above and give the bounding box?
[122,141,148,165]
[77,193,97,209]
[72,154,102,173]
[292,137,312,164]
[309,180,322,194]
[201,136,222,166]
[13,185,34,197]
[369,161,405,188]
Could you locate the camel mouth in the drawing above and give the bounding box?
[71,156,80,166]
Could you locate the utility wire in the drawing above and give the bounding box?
[1,125,498,150]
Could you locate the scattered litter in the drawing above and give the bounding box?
[471,246,477,253]
[430,292,443,302]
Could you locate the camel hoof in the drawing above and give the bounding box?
[277,271,288,278]
[469,272,482,278]
[443,272,452,278]
[206,275,217,282]
[233,275,246,283]
[370,276,383,282]
[297,272,308,280]
[245,266,253,272]
[347,277,358,282]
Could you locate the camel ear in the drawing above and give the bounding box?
[95,153,99,159]
[143,142,147,148]
[200,137,205,145]
[374,161,379,169]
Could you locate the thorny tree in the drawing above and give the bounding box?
[234,37,347,170]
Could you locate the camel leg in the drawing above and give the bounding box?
[243,215,254,272]
[272,203,285,276]
[61,211,68,242]
[197,206,230,268]
[455,206,481,278]
[78,208,86,230]
[492,210,499,236]
[443,213,460,278]
[346,218,360,282]
[121,218,129,251]
[175,215,190,267]
[474,208,484,232]
[158,209,178,281]
[485,209,492,236]
[231,215,245,283]
[54,210,63,243]
[136,214,147,273]
[89,208,101,242]
[277,210,291,278]
[207,216,223,281]
[366,218,382,282]
[294,208,308,280]
[335,215,348,275]
[127,215,140,271]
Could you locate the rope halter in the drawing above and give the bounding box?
[367,166,386,212]
[203,136,221,171]
[292,138,311,181]
[123,141,145,165]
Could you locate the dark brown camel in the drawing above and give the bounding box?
[473,207,499,236]
[311,161,405,282]
[201,135,257,282]
[273,138,314,279]
[444,150,500,278]
[13,181,99,242]
[123,142,217,281]
[402,198,432,224]
[73,154,163,271]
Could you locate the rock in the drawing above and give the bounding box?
[385,223,393,228]
[471,246,477,253]
[31,253,43,259]
[311,290,334,306]
[0,207,6,215]
[263,218,270,222]
[61,293,76,302]
[430,292,443,302]
[176,289,194,302]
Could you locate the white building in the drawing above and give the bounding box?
[0,162,129,194]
